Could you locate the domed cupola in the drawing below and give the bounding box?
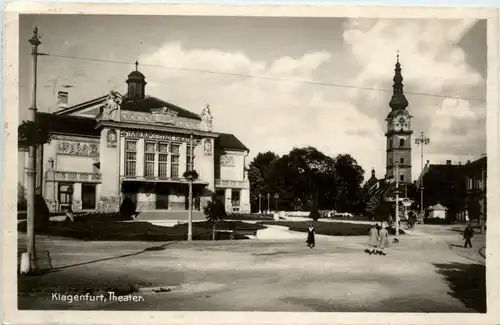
[126,61,147,99]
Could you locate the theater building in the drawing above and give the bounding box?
[18,64,251,214]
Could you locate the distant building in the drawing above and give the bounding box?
[417,159,468,221]
[18,63,251,214]
[464,156,487,223]
[385,54,413,185]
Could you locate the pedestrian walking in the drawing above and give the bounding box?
[306,224,315,249]
[377,223,389,256]
[463,224,474,248]
[367,224,379,255]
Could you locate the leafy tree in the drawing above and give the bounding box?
[203,194,227,240]
[248,151,280,212]
[18,120,51,147]
[332,154,365,213]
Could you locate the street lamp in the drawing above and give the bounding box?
[21,26,42,274]
[395,162,400,239]
[415,131,430,218]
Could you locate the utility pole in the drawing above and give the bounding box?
[21,27,41,274]
[415,131,430,218]
[395,162,400,238]
[187,133,194,241]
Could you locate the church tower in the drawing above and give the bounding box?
[385,54,413,184]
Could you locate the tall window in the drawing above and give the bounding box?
[125,140,137,176]
[400,157,404,164]
[186,144,195,171]
[400,174,404,182]
[170,144,180,178]
[158,143,169,178]
[399,139,405,147]
[144,141,156,177]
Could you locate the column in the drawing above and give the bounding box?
[119,137,125,176]
[95,183,101,210]
[224,188,232,213]
[179,142,187,175]
[136,139,145,177]
[240,188,250,213]
[72,182,82,212]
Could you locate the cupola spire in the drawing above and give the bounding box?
[126,60,147,99]
[389,51,408,111]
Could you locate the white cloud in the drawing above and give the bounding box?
[136,19,485,182]
[138,42,384,179]
[342,18,486,179]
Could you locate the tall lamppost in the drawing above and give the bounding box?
[21,26,42,274]
[186,133,194,241]
[395,162,400,239]
[415,131,430,217]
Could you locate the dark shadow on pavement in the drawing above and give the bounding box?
[433,262,486,313]
[21,242,176,276]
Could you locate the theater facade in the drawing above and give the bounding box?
[18,65,251,214]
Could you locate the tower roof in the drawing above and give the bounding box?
[389,53,409,111]
[127,61,146,81]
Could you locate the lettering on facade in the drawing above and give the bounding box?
[220,155,235,166]
[57,141,99,157]
[203,139,212,156]
[107,129,117,148]
[121,130,200,144]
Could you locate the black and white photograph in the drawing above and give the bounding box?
[2,3,499,324]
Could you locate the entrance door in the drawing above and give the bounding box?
[122,182,138,207]
[82,184,96,210]
[156,185,169,209]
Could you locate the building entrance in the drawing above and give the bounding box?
[82,184,96,210]
[156,184,169,209]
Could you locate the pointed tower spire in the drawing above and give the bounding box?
[371,167,376,178]
[135,60,139,71]
[389,51,409,111]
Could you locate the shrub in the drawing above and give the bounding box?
[309,206,320,221]
[424,218,452,225]
[119,197,137,220]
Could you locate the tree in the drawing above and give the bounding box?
[332,154,365,213]
[18,120,51,148]
[203,194,227,240]
[248,152,280,212]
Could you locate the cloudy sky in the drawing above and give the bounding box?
[19,14,487,181]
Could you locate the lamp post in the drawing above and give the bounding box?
[21,26,42,274]
[415,131,430,218]
[258,193,262,214]
[395,162,400,239]
[187,133,194,241]
[267,193,270,213]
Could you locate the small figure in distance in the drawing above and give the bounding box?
[306,224,315,249]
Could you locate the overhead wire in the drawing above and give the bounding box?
[39,53,486,102]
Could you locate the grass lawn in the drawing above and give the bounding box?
[225,213,275,221]
[17,220,266,242]
[258,221,405,236]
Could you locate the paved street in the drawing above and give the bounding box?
[18,225,485,312]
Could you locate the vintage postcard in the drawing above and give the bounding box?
[2,3,499,325]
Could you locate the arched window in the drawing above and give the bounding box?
[400,157,404,164]
[400,174,404,182]
[399,139,405,147]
